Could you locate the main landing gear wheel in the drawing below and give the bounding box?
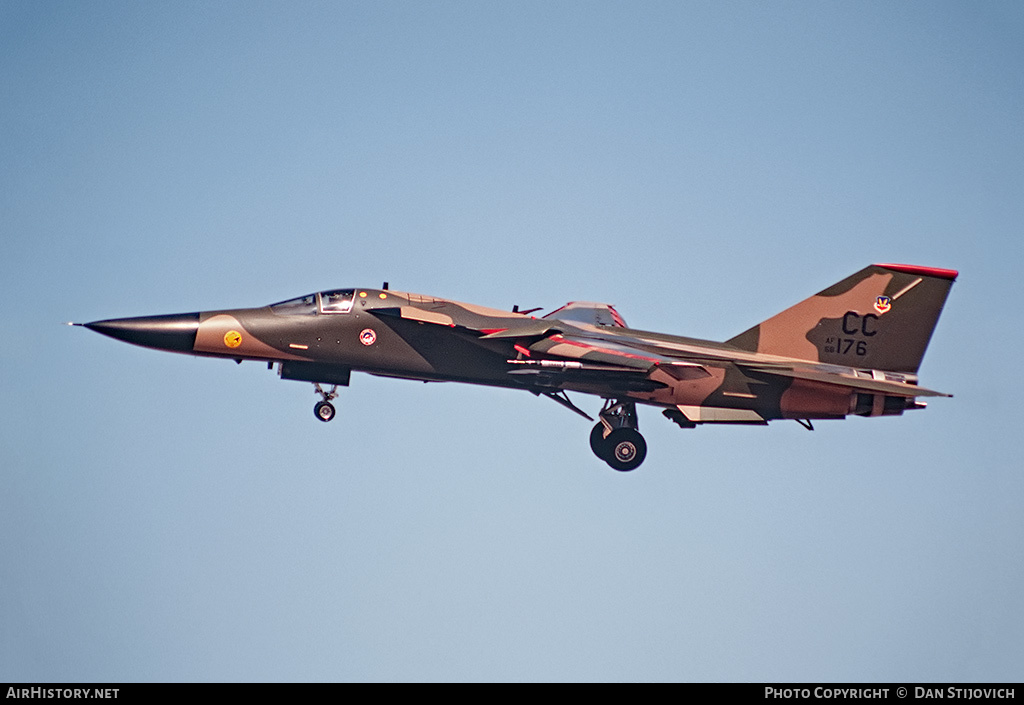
[590,400,647,471]
[590,422,612,461]
[314,401,336,422]
[604,428,646,472]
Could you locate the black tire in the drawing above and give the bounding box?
[314,401,336,422]
[590,423,611,461]
[604,428,647,472]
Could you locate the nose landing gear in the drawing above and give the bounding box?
[590,400,647,472]
[313,383,339,422]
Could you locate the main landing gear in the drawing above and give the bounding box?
[313,383,339,422]
[590,400,647,472]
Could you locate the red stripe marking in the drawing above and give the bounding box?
[479,328,508,335]
[874,263,958,280]
[548,335,661,363]
[608,306,626,328]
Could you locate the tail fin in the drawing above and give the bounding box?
[726,264,957,373]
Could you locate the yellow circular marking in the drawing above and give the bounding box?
[359,291,367,298]
[224,330,243,348]
[379,293,387,299]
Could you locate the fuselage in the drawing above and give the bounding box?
[84,286,910,422]
[78,264,955,472]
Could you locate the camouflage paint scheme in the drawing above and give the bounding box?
[79,263,957,471]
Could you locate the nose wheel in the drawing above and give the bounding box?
[314,400,336,422]
[590,400,647,471]
[312,383,339,423]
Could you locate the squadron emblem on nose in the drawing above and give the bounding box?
[359,328,377,346]
[224,330,243,348]
[874,296,892,315]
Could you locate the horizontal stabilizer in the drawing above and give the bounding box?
[739,363,950,398]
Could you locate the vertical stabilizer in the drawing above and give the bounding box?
[726,264,957,373]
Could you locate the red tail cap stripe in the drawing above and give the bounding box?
[874,263,959,280]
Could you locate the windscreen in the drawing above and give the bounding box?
[270,294,317,314]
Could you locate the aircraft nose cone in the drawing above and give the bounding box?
[84,313,200,353]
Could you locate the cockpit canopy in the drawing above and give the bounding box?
[270,289,356,315]
[320,289,355,313]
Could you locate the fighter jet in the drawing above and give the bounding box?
[75,263,956,471]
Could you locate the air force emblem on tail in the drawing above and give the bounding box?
[874,296,892,315]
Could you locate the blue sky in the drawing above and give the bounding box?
[2,1,1022,681]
